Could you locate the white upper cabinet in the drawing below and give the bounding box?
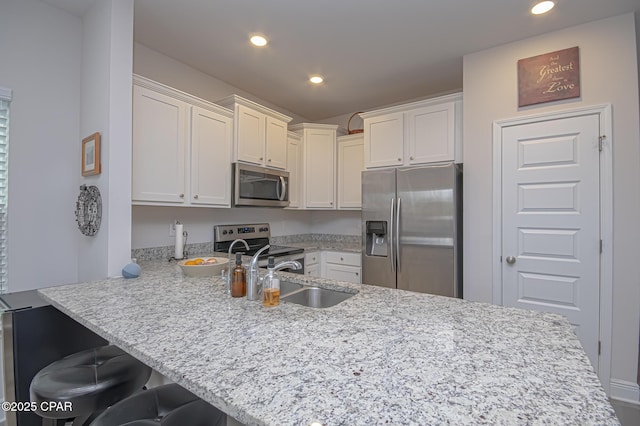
[132,75,233,208]
[361,93,462,169]
[290,123,339,209]
[337,133,364,209]
[235,104,265,165]
[363,111,404,168]
[407,102,457,164]
[266,117,288,169]
[133,84,188,203]
[286,131,302,209]
[190,106,233,206]
[217,95,292,170]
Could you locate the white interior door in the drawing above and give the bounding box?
[501,113,601,369]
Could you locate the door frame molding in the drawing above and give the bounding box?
[492,104,613,393]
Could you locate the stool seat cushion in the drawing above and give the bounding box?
[30,345,151,419]
[89,383,224,426]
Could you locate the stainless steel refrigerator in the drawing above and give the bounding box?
[362,163,462,297]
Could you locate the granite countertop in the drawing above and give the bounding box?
[38,260,618,426]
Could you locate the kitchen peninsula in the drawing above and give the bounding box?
[38,260,618,425]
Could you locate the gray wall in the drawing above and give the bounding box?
[463,13,640,397]
[1,0,82,291]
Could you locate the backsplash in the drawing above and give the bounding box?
[271,234,360,245]
[131,234,359,261]
[131,242,213,261]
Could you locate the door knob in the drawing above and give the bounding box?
[506,256,516,265]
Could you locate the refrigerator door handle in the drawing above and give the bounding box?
[389,197,395,273]
[396,197,401,273]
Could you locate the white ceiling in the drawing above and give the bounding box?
[44,0,639,120]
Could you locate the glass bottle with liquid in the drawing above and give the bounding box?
[231,252,246,298]
[262,256,280,307]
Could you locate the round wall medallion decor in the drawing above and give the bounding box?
[75,185,102,236]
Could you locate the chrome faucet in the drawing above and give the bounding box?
[226,239,250,293]
[272,260,302,272]
[247,245,270,301]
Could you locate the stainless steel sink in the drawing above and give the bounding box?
[280,280,304,296]
[281,286,355,308]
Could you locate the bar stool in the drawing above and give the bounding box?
[89,383,225,426]
[30,345,152,426]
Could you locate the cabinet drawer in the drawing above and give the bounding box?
[305,251,320,265]
[324,251,361,267]
[324,264,361,284]
[305,263,320,277]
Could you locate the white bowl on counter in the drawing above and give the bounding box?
[177,256,229,277]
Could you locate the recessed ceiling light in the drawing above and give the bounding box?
[309,76,323,84]
[531,1,555,15]
[250,35,268,47]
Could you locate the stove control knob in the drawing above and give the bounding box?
[222,230,228,235]
[229,230,234,234]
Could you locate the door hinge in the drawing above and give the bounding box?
[598,341,601,355]
[599,239,603,254]
[598,135,606,152]
[500,256,503,263]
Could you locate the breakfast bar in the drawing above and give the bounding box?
[38,259,619,425]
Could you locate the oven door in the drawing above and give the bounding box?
[233,163,289,207]
[258,253,305,275]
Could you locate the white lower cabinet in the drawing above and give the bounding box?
[324,263,361,283]
[305,251,321,277]
[321,251,361,284]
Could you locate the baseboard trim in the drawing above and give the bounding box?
[610,379,640,404]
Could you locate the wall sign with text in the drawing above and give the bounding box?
[517,46,580,107]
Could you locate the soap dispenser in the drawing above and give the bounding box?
[231,252,246,298]
[262,256,280,307]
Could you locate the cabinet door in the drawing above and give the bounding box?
[364,112,404,168]
[324,264,361,283]
[338,135,364,209]
[304,129,336,209]
[305,252,320,265]
[306,263,320,277]
[407,102,455,164]
[236,104,265,165]
[132,85,187,203]
[324,251,361,267]
[286,135,301,208]
[265,117,288,170]
[190,106,233,206]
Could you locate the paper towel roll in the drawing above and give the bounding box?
[175,223,184,259]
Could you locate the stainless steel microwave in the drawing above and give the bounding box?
[233,163,290,207]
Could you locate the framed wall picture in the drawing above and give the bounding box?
[518,46,580,107]
[81,132,101,176]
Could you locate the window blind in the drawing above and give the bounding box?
[0,88,11,294]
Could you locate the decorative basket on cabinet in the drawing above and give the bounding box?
[347,112,364,134]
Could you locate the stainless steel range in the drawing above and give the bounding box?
[213,223,304,274]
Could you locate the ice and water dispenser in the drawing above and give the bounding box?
[365,221,388,257]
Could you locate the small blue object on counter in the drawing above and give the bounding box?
[121,262,141,279]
